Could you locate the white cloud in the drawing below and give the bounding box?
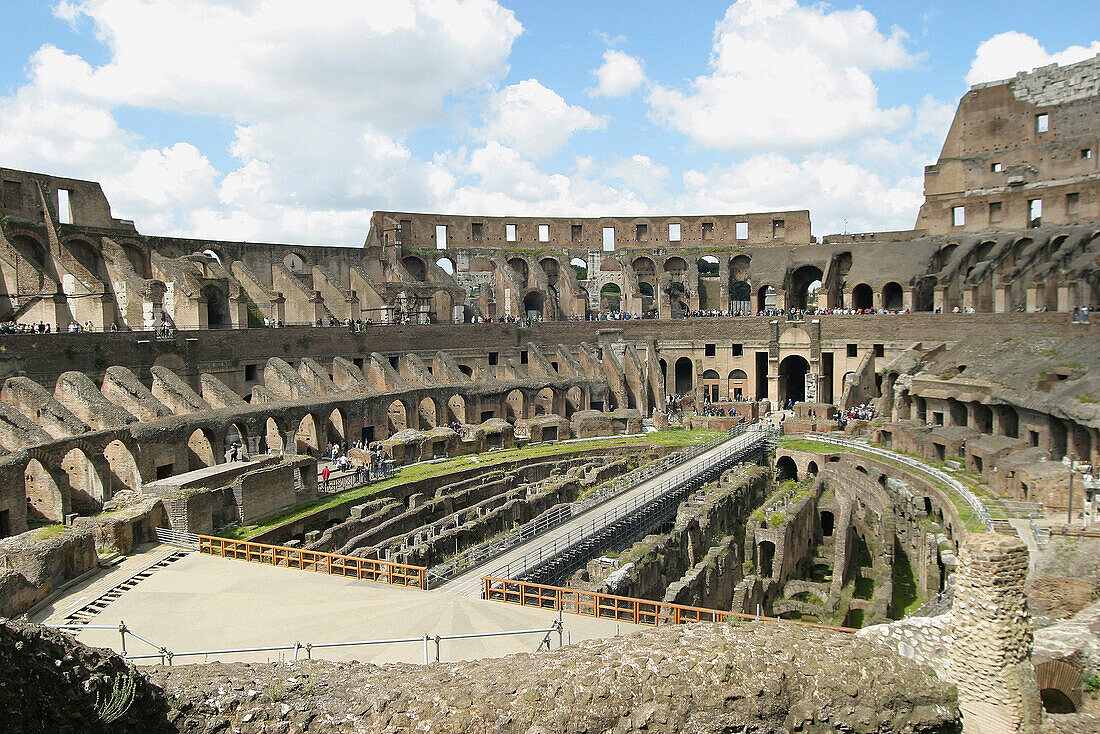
[647,0,916,152]
[680,153,923,234]
[478,79,606,158]
[604,155,670,199]
[965,32,1100,86]
[588,49,646,98]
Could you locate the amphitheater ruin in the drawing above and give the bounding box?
[1,53,1099,734]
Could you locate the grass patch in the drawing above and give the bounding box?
[33,524,65,541]
[227,429,725,540]
[1077,394,1098,404]
[854,576,875,600]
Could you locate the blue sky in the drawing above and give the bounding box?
[0,0,1097,245]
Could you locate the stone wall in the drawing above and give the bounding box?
[0,527,98,617]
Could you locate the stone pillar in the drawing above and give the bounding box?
[1025,286,1041,312]
[1057,284,1074,313]
[994,285,1010,313]
[947,533,1041,734]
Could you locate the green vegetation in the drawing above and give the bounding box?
[892,547,922,617]
[226,429,725,539]
[1082,668,1100,699]
[33,524,65,541]
[1077,394,1098,404]
[854,576,875,600]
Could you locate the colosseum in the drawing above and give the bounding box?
[1,51,1098,734]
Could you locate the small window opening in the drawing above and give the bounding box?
[1082,148,1093,160]
[244,364,259,382]
[1036,113,1049,133]
[1066,192,1079,214]
[488,352,498,366]
[635,223,647,242]
[520,350,528,364]
[952,206,965,227]
[538,224,550,243]
[989,201,1003,221]
[732,344,743,357]
[704,343,716,357]
[991,162,1002,172]
[735,222,748,240]
[602,227,616,252]
[847,344,857,358]
[57,189,73,224]
[874,344,884,357]
[472,223,483,242]
[668,223,681,241]
[435,224,447,250]
[571,224,582,242]
[772,219,785,238]
[506,223,517,242]
[701,222,714,240]
[1028,199,1042,229]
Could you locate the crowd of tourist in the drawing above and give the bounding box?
[837,403,876,430]
[695,403,737,418]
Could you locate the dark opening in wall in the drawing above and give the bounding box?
[389,356,399,369]
[732,344,743,356]
[480,410,495,422]
[471,222,483,242]
[933,412,944,426]
[361,426,374,442]
[934,444,946,462]
[353,357,364,369]
[590,400,604,411]
[847,343,857,357]
[488,352,498,366]
[244,364,258,382]
[1,180,20,209]
[520,350,528,364]
[156,463,174,480]
[571,224,583,242]
[701,222,714,239]
[0,509,9,538]
[1030,430,1040,447]
[755,351,769,400]
[820,511,834,537]
[635,223,647,242]
[874,344,884,357]
[704,343,716,357]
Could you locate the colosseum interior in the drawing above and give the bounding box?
[1,51,1099,734]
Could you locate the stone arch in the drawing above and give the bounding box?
[418,397,439,428]
[807,461,819,477]
[535,387,555,416]
[265,417,285,452]
[789,265,824,310]
[508,257,528,285]
[565,386,584,417]
[446,393,467,424]
[663,256,687,275]
[600,283,621,312]
[674,357,694,396]
[932,243,958,272]
[539,257,560,287]
[326,409,345,444]
[569,257,587,280]
[758,284,777,311]
[386,400,408,435]
[779,355,810,405]
[295,414,320,455]
[61,447,105,511]
[505,389,525,422]
[728,369,747,401]
[104,440,142,495]
[201,284,230,328]
[523,290,544,319]
[25,459,66,522]
[224,423,248,460]
[122,241,152,279]
[283,252,308,273]
[1035,659,1082,713]
[700,369,721,403]
[67,238,106,280]
[775,455,797,481]
[820,510,834,536]
[759,540,776,577]
[187,428,217,470]
[851,283,874,310]
[882,281,904,310]
[914,277,935,312]
[632,256,656,279]
[402,256,427,282]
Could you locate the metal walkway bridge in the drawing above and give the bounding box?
[439,425,773,597]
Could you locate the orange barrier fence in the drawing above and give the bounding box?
[482,577,856,633]
[199,535,427,589]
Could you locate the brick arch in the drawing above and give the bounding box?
[1034,659,1082,713]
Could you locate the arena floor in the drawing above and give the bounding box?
[31,544,636,666]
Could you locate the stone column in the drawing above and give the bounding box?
[947,533,1041,734]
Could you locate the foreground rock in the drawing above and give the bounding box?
[151,622,960,734]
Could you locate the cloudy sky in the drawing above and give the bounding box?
[1,0,1097,245]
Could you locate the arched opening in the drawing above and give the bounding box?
[25,459,65,522]
[187,429,216,470]
[535,387,555,416]
[202,285,230,328]
[851,283,874,310]
[600,283,622,313]
[67,239,106,280]
[778,355,810,405]
[61,448,104,512]
[727,369,747,401]
[805,280,823,310]
[386,400,408,435]
[435,257,454,275]
[265,417,285,453]
[820,511,834,537]
[569,257,588,281]
[1040,689,1077,714]
[122,242,152,279]
[326,409,345,445]
[758,285,777,312]
[295,414,320,455]
[674,357,694,396]
[523,291,544,320]
[447,394,467,424]
[539,257,560,288]
[283,252,307,274]
[402,256,427,282]
[508,257,528,285]
[932,243,958,272]
[104,440,141,495]
[697,256,720,309]
[701,370,721,403]
[223,423,248,462]
[882,281,903,310]
[775,455,797,481]
[730,280,751,313]
[632,256,655,279]
[789,265,824,310]
[505,389,525,422]
[759,541,776,577]
[664,256,687,277]
[806,461,819,476]
[418,397,439,429]
[565,386,584,417]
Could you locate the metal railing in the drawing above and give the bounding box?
[318,463,395,495]
[482,577,856,633]
[427,426,754,586]
[198,535,427,589]
[154,527,199,549]
[480,426,770,582]
[906,582,955,618]
[804,433,994,531]
[1029,517,1051,549]
[49,619,564,665]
